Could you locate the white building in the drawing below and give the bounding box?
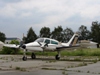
[89,41,98,48]
[80,40,99,48]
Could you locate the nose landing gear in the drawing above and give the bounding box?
[22,49,27,61]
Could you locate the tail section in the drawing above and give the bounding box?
[61,33,79,46]
[68,33,79,46]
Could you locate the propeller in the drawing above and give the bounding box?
[37,42,49,49]
[44,42,48,47]
[19,41,26,49]
[37,42,42,46]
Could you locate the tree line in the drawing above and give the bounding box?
[0,21,100,44]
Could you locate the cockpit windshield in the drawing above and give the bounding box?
[35,38,58,45]
[35,38,44,43]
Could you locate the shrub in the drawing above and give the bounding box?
[1,46,19,54]
[0,40,20,54]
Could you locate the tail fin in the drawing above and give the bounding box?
[67,33,79,46]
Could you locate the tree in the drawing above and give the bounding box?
[78,25,90,40]
[10,40,19,45]
[91,21,100,44]
[40,27,51,38]
[25,27,37,43]
[62,27,74,42]
[0,32,6,42]
[51,26,63,42]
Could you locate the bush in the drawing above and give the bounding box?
[1,46,19,54]
[1,40,20,54]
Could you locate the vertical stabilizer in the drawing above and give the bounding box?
[67,33,79,46]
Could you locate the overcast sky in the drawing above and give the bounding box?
[0,0,100,39]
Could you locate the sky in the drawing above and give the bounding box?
[0,0,100,39]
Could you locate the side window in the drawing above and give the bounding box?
[51,40,58,45]
[45,39,50,44]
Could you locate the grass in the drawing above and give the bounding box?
[0,48,100,56]
[41,68,57,70]
[77,62,87,67]
[33,48,100,56]
[15,67,26,71]
[15,67,20,70]
[60,48,100,56]
[0,48,100,62]
[87,71,90,73]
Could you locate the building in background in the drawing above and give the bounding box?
[5,38,21,44]
[80,40,99,48]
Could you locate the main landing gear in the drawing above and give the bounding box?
[22,50,60,61]
[31,53,36,59]
[22,51,36,61]
[55,51,60,60]
[22,49,27,61]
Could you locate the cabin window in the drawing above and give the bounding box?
[51,40,58,45]
[45,39,50,44]
[36,38,44,42]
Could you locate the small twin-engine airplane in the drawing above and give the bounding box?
[3,33,79,61]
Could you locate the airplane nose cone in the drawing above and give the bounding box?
[22,45,26,49]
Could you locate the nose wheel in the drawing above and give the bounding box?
[22,56,27,61]
[22,49,27,61]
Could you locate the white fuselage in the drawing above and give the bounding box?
[3,33,79,53]
[25,42,59,52]
[24,38,63,52]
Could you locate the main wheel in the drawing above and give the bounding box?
[31,53,36,59]
[22,56,27,61]
[55,54,60,60]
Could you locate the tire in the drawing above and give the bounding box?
[55,54,60,60]
[31,53,36,59]
[22,56,27,61]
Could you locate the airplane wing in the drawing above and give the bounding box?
[4,44,19,48]
[0,41,20,49]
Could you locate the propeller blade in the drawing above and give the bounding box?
[37,42,42,46]
[44,43,48,47]
[19,41,25,48]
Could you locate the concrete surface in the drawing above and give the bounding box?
[0,55,100,75]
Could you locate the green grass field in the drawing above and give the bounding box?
[0,48,100,56]
[60,48,100,56]
[33,48,100,56]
